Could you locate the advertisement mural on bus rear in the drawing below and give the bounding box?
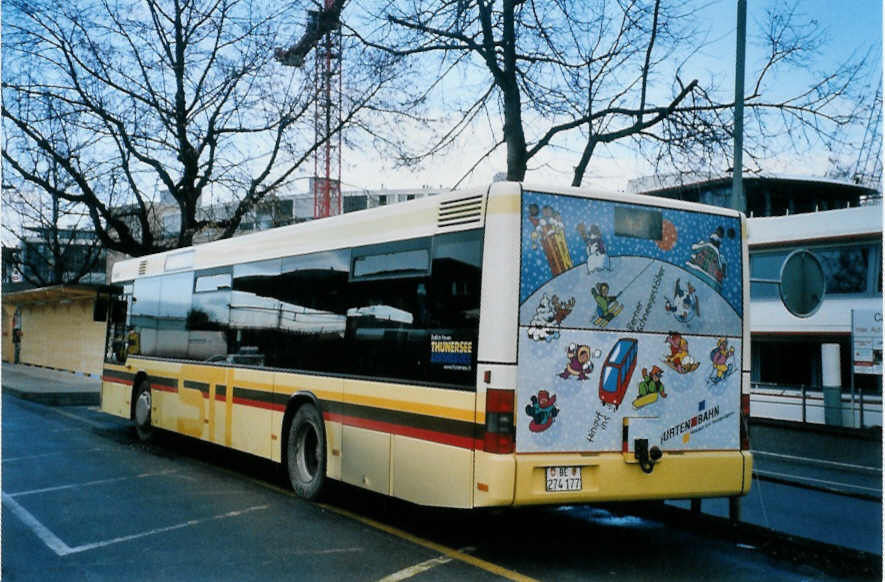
[516,191,743,453]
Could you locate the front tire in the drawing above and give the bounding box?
[133,380,155,442]
[286,404,326,500]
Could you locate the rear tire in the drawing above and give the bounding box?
[133,380,155,442]
[286,404,326,500]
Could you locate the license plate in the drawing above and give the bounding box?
[545,466,582,492]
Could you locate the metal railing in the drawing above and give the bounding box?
[749,381,882,429]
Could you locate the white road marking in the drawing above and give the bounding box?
[755,469,882,494]
[375,547,476,582]
[68,505,269,555]
[4,427,82,435]
[754,450,881,473]
[3,447,108,463]
[50,407,110,429]
[7,469,178,497]
[376,555,455,582]
[2,493,74,556]
[293,548,364,556]
[2,491,269,557]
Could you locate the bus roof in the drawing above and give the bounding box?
[112,182,743,282]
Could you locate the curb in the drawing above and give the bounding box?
[2,385,100,407]
[5,362,100,377]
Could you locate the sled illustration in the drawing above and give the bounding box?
[632,392,660,410]
[593,301,624,328]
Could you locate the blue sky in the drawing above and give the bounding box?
[696,0,881,88]
[345,1,883,191]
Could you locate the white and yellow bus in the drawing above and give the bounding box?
[99,182,752,507]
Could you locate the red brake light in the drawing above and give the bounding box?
[484,388,515,454]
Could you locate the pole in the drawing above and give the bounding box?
[821,344,842,426]
[731,0,747,212]
[801,384,806,424]
[850,310,858,427]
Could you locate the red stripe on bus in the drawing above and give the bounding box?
[114,378,484,451]
[102,375,132,386]
[325,412,481,451]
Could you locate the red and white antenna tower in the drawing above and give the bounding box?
[276,1,344,218]
[312,1,342,218]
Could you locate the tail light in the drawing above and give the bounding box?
[484,388,515,454]
[740,393,751,451]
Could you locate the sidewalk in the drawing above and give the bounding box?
[1,362,101,406]
[750,417,882,468]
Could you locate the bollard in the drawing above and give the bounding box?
[821,344,842,426]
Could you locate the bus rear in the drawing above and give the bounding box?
[476,183,752,506]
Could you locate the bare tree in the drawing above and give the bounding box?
[368,0,874,187]
[2,180,104,287]
[1,92,104,285]
[2,0,399,256]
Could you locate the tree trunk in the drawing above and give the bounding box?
[572,138,597,188]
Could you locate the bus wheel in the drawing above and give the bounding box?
[286,404,326,500]
[133,380,154,442]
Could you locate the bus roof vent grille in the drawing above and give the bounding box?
[437,195,484,229]
[137,260,148,276]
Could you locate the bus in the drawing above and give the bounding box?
[99,182,752,508]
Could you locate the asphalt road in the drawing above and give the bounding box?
[2,394,879,581]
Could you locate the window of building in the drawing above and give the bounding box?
[163,213,181,236]
[752,339,818,387]
[816,246,870,294]
[749,251,784,298]
[750,242,879,298]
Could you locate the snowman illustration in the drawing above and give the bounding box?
[578,222,612,274]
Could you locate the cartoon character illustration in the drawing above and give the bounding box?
[527,294,575,342]
[598,338,638,410]
[709,337,736,383]
[664,278,700,324]
[577,222,612,273]
[525,390,559,432]
[632,365,667,409]
[559,343,594,380]
[528,204,573,276]
[591,282,623,328]
[663,332,699,373]
[687,226,727,288]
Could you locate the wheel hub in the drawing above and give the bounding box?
[135,389,151,426]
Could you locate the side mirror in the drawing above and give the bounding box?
[111,299,127,323]
[93,295,109,322]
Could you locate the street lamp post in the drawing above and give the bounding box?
[731,0,747,213]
